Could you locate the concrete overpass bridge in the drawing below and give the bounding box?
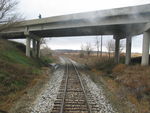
[0,4,150,65]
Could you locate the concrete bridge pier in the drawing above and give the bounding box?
[125,36,132,65]
[141,31,150,66]
[25,32,41,58]
[36,40,40,58]
[26,37,31,57]
[32,39,37,57]
[114,37,120,64]
[32,39,40,58]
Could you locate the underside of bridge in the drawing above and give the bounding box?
[17,29,150,66]
[4,25,150,66]
[0,23,146,39]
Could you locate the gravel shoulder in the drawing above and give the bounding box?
[31,67,64,113]
[81,73,119,113]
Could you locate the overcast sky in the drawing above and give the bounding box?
[14,0,150,53]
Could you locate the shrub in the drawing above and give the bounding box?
[112,64,126,75]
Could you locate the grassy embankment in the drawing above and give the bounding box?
[67,54,150,113]
[0,40,54,112]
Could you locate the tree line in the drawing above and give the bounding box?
[80,36,124,58]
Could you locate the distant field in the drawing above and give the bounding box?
[63,52,142,57]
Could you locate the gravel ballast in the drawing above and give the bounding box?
[30,67,64,113]
[81,74,119,113]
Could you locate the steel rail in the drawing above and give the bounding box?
[60,59,69,113]
[70,60,92,113]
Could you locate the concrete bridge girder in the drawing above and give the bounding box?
[144,22,150,32]
[1,4,150,39]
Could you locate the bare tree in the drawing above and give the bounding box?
[40,38,47,47]
[106,39,115,58]
[79,43,85,58]
[95,36,100,57]
[0,0,20,31]
[38,38,51,58]
[85,42,93,56]
[120,40,125,53]
[106,39,124,58]
[41,46,52,57]
[95,35,103,57]
[40,38,52,48]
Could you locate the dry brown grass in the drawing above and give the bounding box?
[127,94,150,113]
[112,64,126,74]
[91,69,104,75]
[91,64,150,113]
[132,53,142,57]
[114,65,150,96]
[112,65,150,113]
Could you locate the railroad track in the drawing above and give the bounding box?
[51,58,100,113]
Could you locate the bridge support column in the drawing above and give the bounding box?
[26,37,31,57]
[32,39,36,57]
[141,31,150,66]
[114,38,120,64]
[36,40,40,58]
[125,36,132,65]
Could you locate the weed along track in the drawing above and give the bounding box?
[51,59,100,113]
